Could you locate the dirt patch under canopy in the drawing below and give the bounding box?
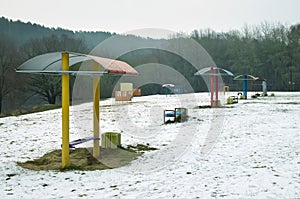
[17,145,157,171]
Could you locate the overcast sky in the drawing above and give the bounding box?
[1,0,300,36]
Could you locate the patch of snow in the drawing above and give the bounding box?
[0,92,299,198]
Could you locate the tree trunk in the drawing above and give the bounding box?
[49,94,56,104]
[0,96,2,114]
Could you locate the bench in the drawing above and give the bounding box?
[68,136,100,148]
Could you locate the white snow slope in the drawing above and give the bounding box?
[0,92,299,199]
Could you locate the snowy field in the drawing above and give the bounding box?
[0,92,299,198]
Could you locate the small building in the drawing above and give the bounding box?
[115,90,133,101]
[133,88,141,96]
[120,83,133,92]
[115,83,141,101]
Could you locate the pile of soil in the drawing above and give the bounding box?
[17,145,157,171]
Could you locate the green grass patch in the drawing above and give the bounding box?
[30,104,61,113]
[0,104,61,118]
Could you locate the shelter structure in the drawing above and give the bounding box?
[233,74,261,99]
[195,66,234,107]
[115,82,141,101]
[162,84,175,96]
[162,84,182,96]
[16,52,139,168]
[115,82,134,101]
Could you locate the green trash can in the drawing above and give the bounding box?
[175,108,188,122]
[227,97,233,104]
[101,132,121,149]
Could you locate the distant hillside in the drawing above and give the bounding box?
[0,17,209,113]
[0,17,299,114]
[0,17,114,50]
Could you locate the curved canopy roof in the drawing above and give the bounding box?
[162,84,175,87]
[194,67,234,76]
[233,74,262,81]
[16,52,139,76]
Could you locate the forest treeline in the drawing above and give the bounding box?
[0,17,299,114]
[190,22,300,91]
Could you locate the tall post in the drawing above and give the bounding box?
[243,74,247,99]
[215,68,219,107]
[166,86,168,97]
[93,62,100,158]
[210,66,214,107]
[262,80,267,96]
[61,52,70,168]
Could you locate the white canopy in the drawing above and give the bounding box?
[162,84,175,87]
[194,67,234,76]
[16,52,139,76]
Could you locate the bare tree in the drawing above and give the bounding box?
[0,34,19,113]
[20,34,87,104]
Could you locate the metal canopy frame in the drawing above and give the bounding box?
[16,52,139,169]
[16,51,139,76]
[233,74,259,81]
[194,66,234,107]
[16,70,108,76]
[162,84,175,97]
[233,74,262,99]
[194,67,234,77]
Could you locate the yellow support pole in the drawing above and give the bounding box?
[61,52,70,168]
[93,62,100,158]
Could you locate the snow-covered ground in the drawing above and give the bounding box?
[1,92,299,198]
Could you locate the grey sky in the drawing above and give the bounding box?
[1,0,300,35]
